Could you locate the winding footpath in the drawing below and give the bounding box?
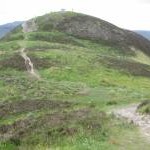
[112,104,150,142]
[20,20,40,79]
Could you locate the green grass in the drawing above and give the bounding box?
[36,11,81,32]
[0,24,150,149]
[0,41,20,52]
[26,31,83,46]
[1,115,150,150]
[25,41,74,50]
[1,33,24,41]
[131,49,150,65]
[137,100,150,114]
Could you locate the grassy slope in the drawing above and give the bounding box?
[0,12,150,149]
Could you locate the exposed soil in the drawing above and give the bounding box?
[112,104,150,142]
[20,48,40,79]
[22,19,38,33]
[20,20,40,79]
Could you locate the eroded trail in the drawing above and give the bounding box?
[20,20,40,79]
[20,48,39,78]
[113,104,150,142]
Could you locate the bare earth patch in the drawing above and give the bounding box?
[112,104,150,142]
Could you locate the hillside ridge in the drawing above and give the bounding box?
[3,11,150,56]
[0,11,150,149]
[34,11,150,56]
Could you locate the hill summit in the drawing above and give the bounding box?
[35,11,150,56]
[3,11,150,56]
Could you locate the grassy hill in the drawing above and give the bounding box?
[0,11,150,149]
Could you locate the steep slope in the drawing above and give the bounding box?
[0,21,23,38]
[35,11,150,56]
[3,12,150,56]
[20,21,40,79]
[0,11,150,149]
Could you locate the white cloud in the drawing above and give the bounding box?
[0,0,150,30]
[138,0,150,3]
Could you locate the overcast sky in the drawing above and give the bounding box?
[0,0,150,30]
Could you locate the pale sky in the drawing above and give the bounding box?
[0,0,150,30]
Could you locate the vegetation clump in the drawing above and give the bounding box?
[137,100,150,115]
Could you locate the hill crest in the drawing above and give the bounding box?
[3,11,150,56]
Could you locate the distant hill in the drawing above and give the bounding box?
[135,30,150,40]
[0,21,23,38]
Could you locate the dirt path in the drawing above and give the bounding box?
[112,104,150,142]
[20,20,40,79]
[20,48,39,78]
